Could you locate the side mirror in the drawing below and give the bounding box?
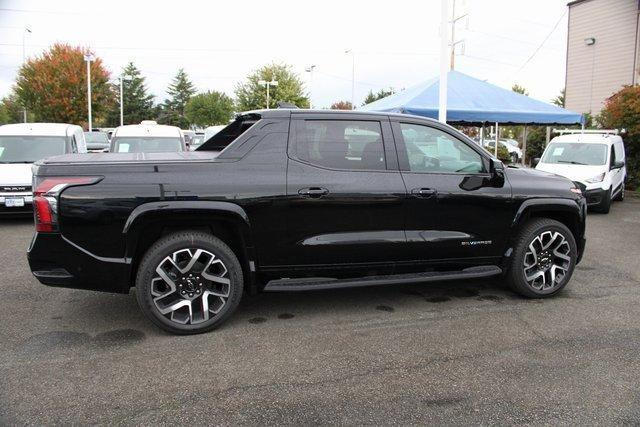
[490,158,505,186]
[612,160,625,170]
[533,157,540,167]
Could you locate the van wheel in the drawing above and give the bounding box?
[135,231,243,334]
[595,188,612,213]
[506,218,577,298]
[613,183,625,201]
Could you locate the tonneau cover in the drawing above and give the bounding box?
[38,151,219,165]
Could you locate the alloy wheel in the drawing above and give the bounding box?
[151,248,230,325]
[523,230,571,291]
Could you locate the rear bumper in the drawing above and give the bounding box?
[0,194,33,215]
[27,232,132,293]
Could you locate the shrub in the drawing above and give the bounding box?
[598,85,640,190]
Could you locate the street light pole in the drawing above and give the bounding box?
[22,27,31,123]
[119,76,124,126]
[345,50,355,109]
[84,53,95,131]
[258,79,278,109]
[305,65,316,109]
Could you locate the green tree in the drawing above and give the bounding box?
[362,88,395,106]
[15,43,112,126]
[552,88,565,107]
[330,100,353,110]
[105,62,156,126]
[483,144,512,163]
[599,85,640,190]
[1,93,32,124]
[185,91,235,127]
[0,103,9,125]
[158,68,196,128]
[525,126,547,162]
[511,84,528,96]
[235,63,309,111]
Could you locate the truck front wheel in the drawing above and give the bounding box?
[506,218,577,298]
[135,231,244,334]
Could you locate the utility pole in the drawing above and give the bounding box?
[439,0,449,123]
[84,53,95,131]
[22,27,31,123]
[449,0,467,70]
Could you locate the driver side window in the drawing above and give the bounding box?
[399,123,483,173]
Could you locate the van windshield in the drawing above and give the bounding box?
[0,135,67,163]
[541,142,607,166]
[112,137,183,153]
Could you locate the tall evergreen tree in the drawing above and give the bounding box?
[158,68,196,128]
[106,62,155,126]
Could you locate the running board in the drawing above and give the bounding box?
[263,265,502,292]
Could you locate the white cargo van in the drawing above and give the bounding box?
[0,123,86,214]
[535,130,626,213]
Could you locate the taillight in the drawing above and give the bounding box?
[33,176,102,232]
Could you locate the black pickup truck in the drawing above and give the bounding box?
[28,109,586,334]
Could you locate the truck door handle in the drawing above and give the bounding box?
[298,187,329,198]
[411,187,437,198]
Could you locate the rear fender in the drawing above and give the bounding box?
[122,201,257,288]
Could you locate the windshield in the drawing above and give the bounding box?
[0,135,67,163]
[112,137,183,153]
[541,142,607,166]
[84,132,109,144]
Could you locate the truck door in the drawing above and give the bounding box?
[283,113,407,276]
[390,119,513,266]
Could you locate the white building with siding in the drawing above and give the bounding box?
[565,0,640,115]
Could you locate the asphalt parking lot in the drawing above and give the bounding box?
[1,198,639,424]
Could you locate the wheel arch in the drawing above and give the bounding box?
[510,198,586,262]
[123,201,257,292]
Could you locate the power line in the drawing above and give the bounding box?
[516,10,567,74]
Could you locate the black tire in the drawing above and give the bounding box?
[511,153,519,164]
[595,187,612,213]
[506,218,577,298]
[613,182,625,202]
[135,231,244,334]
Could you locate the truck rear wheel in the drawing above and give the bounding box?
[506,218,577,298]
[135,231,243,334]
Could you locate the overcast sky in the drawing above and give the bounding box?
[0,0,568,109]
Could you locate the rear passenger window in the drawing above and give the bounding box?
[295,120,386,170]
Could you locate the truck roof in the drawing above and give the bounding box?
[0,122,82,136]
[244,108,441,124]
[112,124,183,138]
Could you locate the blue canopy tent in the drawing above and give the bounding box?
[359,70,583,125]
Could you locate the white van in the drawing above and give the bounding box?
[0,123,86,214]
[110,122,186,153]
[535,130,626,213]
